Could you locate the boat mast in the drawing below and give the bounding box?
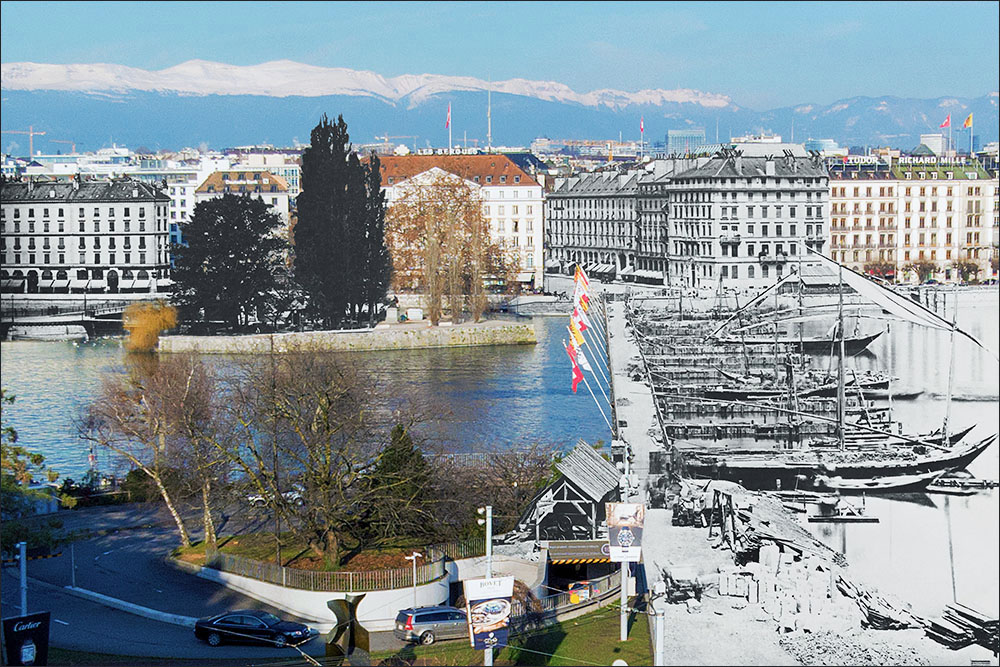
[838,263,846,452]
[944,284,957,446]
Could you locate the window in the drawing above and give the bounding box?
[748,266,755,278]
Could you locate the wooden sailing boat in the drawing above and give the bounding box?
[684,251,997,492]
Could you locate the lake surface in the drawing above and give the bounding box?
[2,289,997,618]
[0,315,612,479]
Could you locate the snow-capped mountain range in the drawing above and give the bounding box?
[1,60,997,153]
[1,60,733,110]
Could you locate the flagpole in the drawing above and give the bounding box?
[581,370,614,431]
[449,102,452,154]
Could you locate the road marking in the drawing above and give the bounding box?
[102,550,112,555]
[54,619,70,625]
[155,589,163,593]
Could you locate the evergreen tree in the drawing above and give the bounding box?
[171,194,287,329]
[362,153,392,327]
[294,115,355,327]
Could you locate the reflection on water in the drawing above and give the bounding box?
[802,288,1000,618]
[0,316,611,479]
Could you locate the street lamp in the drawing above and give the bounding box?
[477,506,494,667]
[404,552,422,610]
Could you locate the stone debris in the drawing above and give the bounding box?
[779,630,930,666]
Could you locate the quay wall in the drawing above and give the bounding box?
[158,321,537,354]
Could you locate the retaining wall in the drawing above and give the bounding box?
[159,321,536,354]
[196,567,451,632]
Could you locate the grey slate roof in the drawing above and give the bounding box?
[555,442,621,502]
[1,180,168,203]
[672,155,828,180]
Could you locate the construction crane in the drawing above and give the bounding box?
[1,125,47,157]
[375,134,418,151]
[51,139,77,154]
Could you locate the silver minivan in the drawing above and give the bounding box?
[393,605,468,645]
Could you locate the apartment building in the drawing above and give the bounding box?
[545,169,640,280]
[379,154,545,286]
[193,170,292,231]
[827,156,997,280]
[665,150,829,291]
[1,178,170,294]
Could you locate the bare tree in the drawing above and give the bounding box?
[219,346,436,566]
[385,172,517,325]
[83,358,192,547]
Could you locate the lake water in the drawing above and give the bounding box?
[0,315,612,479]
[2,290,997,618]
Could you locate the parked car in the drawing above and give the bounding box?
[247,483,305,508]
[393,605,468,645]
[194,609,317,647]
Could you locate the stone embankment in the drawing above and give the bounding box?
[158,319,536,354]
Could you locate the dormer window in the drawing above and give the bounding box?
[486,176,492,183]
[500,176,507,183]
[514,176,521,183]
[473,176,480,183]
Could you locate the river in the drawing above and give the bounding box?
[2,290,998,618]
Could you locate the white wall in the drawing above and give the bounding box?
[197,567,450,632]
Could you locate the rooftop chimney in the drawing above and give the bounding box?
[765,156,776,177]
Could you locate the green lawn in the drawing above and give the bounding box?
[372,601,652,666]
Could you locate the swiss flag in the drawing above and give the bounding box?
[564,341,584,394]
[446,102,451,129]
[640,116,644,134]
[940,114,951,128]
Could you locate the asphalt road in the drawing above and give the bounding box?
[0,503,413,661]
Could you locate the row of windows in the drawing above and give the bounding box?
[2,236,159,251]
[3,205,165,219]
[2,220,167,234]
[6,251,155,267]
[833,185,989,198]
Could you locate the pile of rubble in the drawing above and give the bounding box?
[716,544,862,635]
[779,630,930,666]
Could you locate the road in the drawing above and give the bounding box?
[0,503,412,660]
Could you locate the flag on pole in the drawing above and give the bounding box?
[574,264,590,289]
[446,102,451,129]
[640,116,644,134]
[564,341,584,393]
[963,113,973,129]
[568,321,585,348]
[574,281,590,312]
[576,346,594,373]
[572,305,592,332]
[940,114,951,128]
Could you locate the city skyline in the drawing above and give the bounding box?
[1,1,997,110]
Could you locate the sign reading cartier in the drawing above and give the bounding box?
[464,576,515,651]
[606,502,644,562]
[2,612,50,666]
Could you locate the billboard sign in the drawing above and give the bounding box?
[464,576,515,650]
[606,502,644,562]
[2,612,50,666]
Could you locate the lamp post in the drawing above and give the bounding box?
[477,506,493,667]
[404,552,422,609]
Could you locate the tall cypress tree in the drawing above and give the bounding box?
[362,153,392,327]
[294,115,353,327]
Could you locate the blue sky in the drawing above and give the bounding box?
[1,1,997,109]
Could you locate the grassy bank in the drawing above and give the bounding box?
[371,602,652,666]
[174,533,425,571]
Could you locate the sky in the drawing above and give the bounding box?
[1,1,998,109]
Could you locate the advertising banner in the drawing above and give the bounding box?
[2,611,50,666]
[606,502,645,562]
[464,576,515,650]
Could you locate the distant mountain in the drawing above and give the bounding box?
[1,61,997,153]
